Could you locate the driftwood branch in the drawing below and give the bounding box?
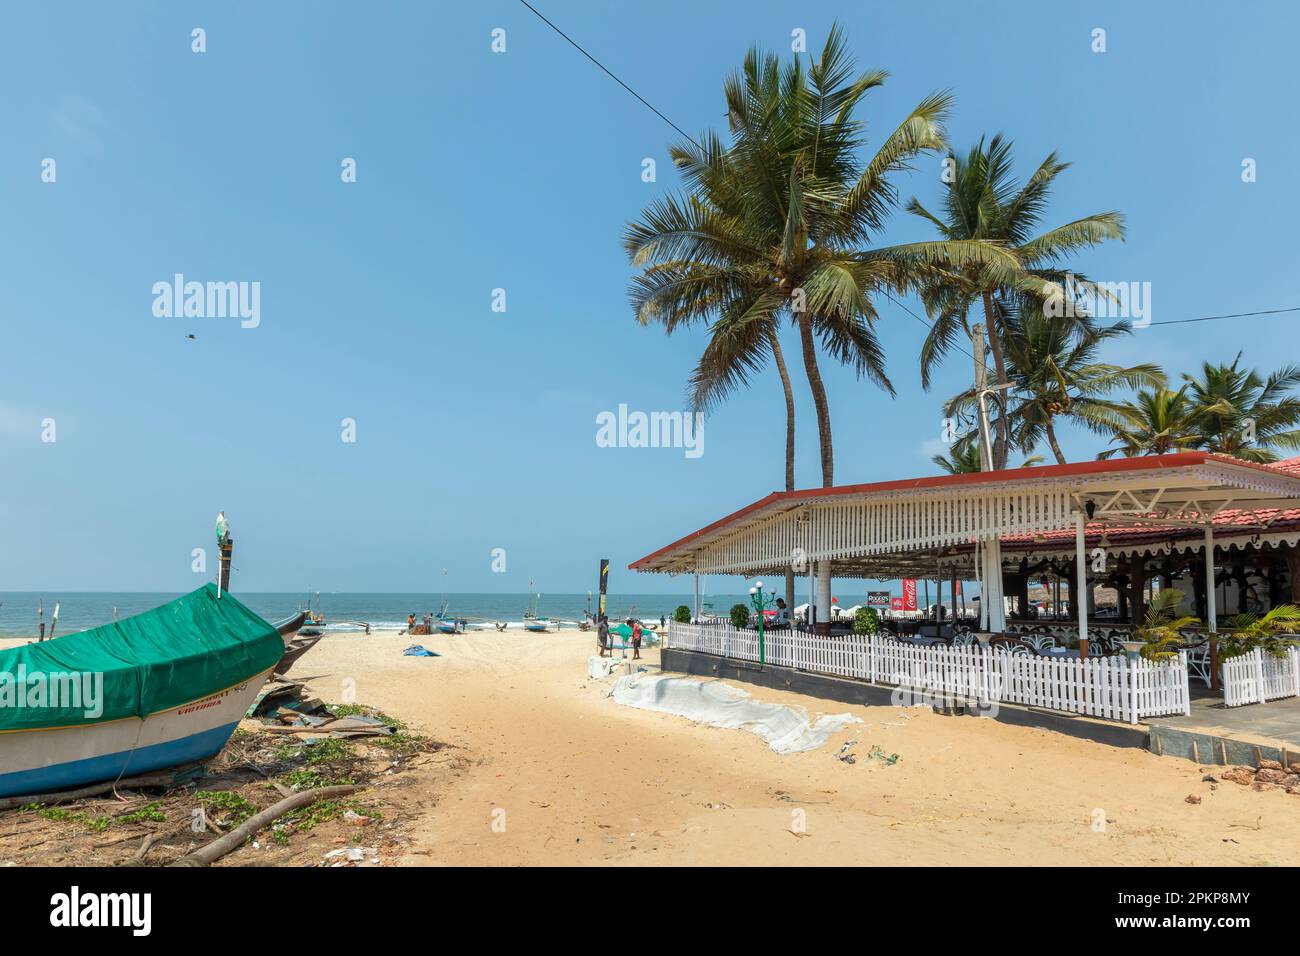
[0,772,179,811]
[134,833,165,861]
[169,785,362,867]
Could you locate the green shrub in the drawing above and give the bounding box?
[729,603,751,629]
[674,605,692,623]
[1218,605,1300,660]
[853,606,879,635]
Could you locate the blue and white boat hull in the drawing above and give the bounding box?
[0,667,273,799]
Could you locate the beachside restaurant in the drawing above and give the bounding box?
[631,453,1300,725]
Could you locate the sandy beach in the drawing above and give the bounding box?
[245,628,1300,867]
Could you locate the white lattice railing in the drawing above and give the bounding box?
[664,622,1190,724]
[1222,647,1300,707]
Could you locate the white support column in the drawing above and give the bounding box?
[815,560,832,633]
[807,563,815,631]
[693,574,699,622]
[1205,523,1219,690]
[1204,523,1217,632]
[981,537,1006,632]
[978,546,988,630]
[1075,512,1089,654]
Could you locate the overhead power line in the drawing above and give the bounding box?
[518,0,701,149]
[1147,306,1300,327]
[520,1,1298,346]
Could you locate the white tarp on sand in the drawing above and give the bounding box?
[610,674,859,754]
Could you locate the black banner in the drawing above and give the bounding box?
[0,865,1278,940]
[598,558,609,619]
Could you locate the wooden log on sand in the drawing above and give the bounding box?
[169,785,362,867]
[0,772,180,811]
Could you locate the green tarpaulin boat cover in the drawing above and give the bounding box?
[0,584,283,731]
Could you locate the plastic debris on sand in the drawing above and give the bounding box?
[610,674,860,754]
[403,644,439,657]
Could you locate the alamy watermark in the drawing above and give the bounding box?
[50,886,151,936]
[595,404,704,459]
[152,274,261,329]
[0,666,103,718]
[888,667,1003,716]
[1043,272,1151,328]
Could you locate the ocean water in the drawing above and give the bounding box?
[0,592,757,637]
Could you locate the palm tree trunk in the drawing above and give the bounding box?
[769,327,798,613]
[1044,418,1067,465]
[769,328,796,493]
[797,314,834,487]
[981,291,1011,469]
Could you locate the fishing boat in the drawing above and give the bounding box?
[0,584,283,799]
[522,585,554,632]
[299,591,325,626]
[429,594,468,634]
[277,634,321,674]
[273,610,308,638]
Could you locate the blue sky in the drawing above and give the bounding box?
[1,1,1297,595]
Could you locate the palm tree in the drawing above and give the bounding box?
[1098,385,1204,458]
[932,438,982,474]
[907,135,1126,468]
[999,312,1164,464]
[626,162,800,605]
[932,433,1042,473]
[941,313,1163,464]
[1182,354,1300,462]
[625,26,1023,489]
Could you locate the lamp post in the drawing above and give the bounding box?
[749,581,776,667]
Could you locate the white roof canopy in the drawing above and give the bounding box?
[630,453,1300,579]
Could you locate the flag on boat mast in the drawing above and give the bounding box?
[215,511,233,598]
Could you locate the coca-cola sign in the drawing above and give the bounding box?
[902,579,918,611]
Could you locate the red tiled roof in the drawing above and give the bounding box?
[998,455,1300,548]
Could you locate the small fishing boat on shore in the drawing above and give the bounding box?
[522,583,553,632]
[0,584,283,799]
[273,610,308,638]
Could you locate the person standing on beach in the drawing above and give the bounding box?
[597,615,610,657]
[630,618,642,660]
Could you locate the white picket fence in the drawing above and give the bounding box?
[664,622,1190,724]
[1222,647,1300,707]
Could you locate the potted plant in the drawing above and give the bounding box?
[1132,589,1200,661]
[1217,604,1300,660]
[674,605,692,624]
